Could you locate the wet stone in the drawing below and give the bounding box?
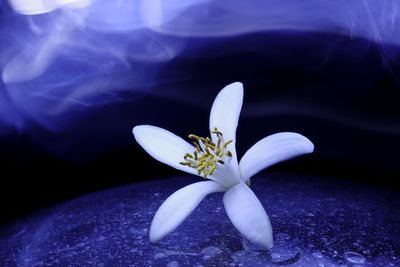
[0,174,399,266]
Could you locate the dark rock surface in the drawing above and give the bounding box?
[0,173,399,266]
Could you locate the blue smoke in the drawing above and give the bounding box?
[0,0,400,158]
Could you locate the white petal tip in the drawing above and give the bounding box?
[223,81,243,92]
[149,219,167,243]
[223,183,274,251]
[148,182,224,244]
[274,132,315,155]
[301,135,315,154]
[149,231,161,243]
[131,125,199,175]
[239,132,314,181]
[261,239,273,250]
[132,125,152,146]
[132,125,146,137]
[247,232,273,250]
[230,81,243,87]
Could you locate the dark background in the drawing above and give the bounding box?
[1,2,400,224]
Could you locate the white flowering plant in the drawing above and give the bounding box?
[133,82,314,249]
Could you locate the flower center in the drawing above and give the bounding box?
[179,127,233,178]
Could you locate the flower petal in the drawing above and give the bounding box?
[209,82,243,177]
[223,182,273,249]
[133,125,197,175]
[150,181,225,243]
[209,82,243,143]
[239,132,314,182]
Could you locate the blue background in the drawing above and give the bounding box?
[1,0,400,223]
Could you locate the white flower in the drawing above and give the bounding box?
[132,82,314,249]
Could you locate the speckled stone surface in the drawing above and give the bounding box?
[0,173,399,266]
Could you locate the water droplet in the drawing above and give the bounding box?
[201,246,222,257]
[312,252,323,258]
[154,252,165,259]
[270,252,281,260]
[276,233,290,241]
[344,251,365,264]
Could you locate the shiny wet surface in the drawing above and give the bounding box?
[1,173,399,266]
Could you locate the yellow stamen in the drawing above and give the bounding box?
[193,142,202,152]
[181,127,234,179]
[188,134,201,141]
[212,127,223,137]
[223,140,233,148]
[209,164,217,175]
[184,153,193,160]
